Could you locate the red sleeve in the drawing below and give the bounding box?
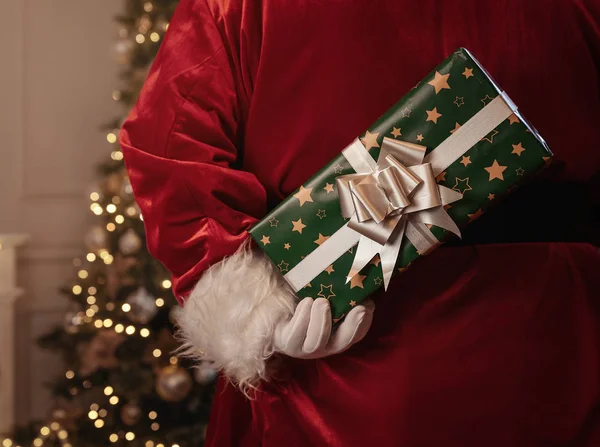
[119,0,266,302]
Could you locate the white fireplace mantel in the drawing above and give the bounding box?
[0,233,30,435]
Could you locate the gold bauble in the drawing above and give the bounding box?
[155,366,193,402]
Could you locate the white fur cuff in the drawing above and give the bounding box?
[175,241,297,390]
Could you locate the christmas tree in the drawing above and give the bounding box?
[1,1,217,446]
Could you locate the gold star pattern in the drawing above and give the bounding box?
[460,156,472,167]
[543,156,552,167]
[416,134,424,142]
[260,235,270,246]
[323,183,334,194]
[374,277,382,285]
[333,314,345,324]
[436,171,447,182]
[349,274,367,289]
[485,160,508,181]
[488,193,495,200]
[454,96,465,107]
[452,177,473,194]
[317,284,336,300]
[428,71,451,94]
[303,282,312,289]
[401,107,412,118]
[370,255,381,267]
[293,185,313,207]
[314,233,330,245]
[468,209,484,222]
[277,260,289,273]
[511,143,526,156]
[284,243,291,250]
[316,209,327,219]
[333,164,344,174]
[292,218,306,234]
[349,300,357,307]
[398,262,412,273]
[463,67,474,79]
[361,130,380,150]
[391,127,402,138]
[324,265,335,275]
[508,114,520,125]
[481,94,495,106]
[426,107,442,124]
[516,167,525,176]
[450,122,461,134]
[268,217,279,227]
[481,129,499,144]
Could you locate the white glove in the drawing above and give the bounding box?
[274,297,375,359]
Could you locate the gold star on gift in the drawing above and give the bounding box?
[461,156,472,167]
[324,265,335,275]
[481,94,495,106]
[317,284,336,300]
[293,185,313,206]
[516,167,525,176]
[370,255,381,267]
[428,71,451,94]
[314,233,330,245]
[508,114,520,125]
[316,209,327,219]
[348,274,366,289]
[333,164,344,174]
[416,134,424,142]
[426,107,442,124]
[468,209,484,222]
[391,127,402,138]
[401,107,412,118]
[463,67,474,79]
[450,122,461,134]
[454,96,465,107]
[374,277,382,285]
[361,130,380,150]
[543,156,552,167]
[323,183,334,193]
[511,143,526,156]
[481,129,499,144]
[437,171,447,182]
[349,300,357,307]
[260,235,270,246]
[278,260,289,273]
[452,177,473,194]
[488,193,495,201]
[268,217,279,227]
[284,243,291,250]
[292,218,306,234]
[485,160,508,181]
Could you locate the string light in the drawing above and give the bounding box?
[109,434,119,443]
[103,319,113,328]
[109,396,119,405]
[150,32,160,42]
[58,431,68,440]
[50,422,60,431]
[140,328,150,337]
[91,203,103,215]
[169,357,178,365]
[65,370,75,379]
[69,387,78,396]
[90,192,100,201]
[33,439,42,447]
[145,441,155,447]
[83,380,92,389]
[112,196,121,204]
[100,250,110,259]
[94,320,103,328]
[106,133,117,144]
[135,34,145,44]
[72,285,82,295]
[153,349,161,358]
[104,254,114,265]
[173,444,180,447]
[78,270,88,279]
[111,151,124,161]
[126,206,137,217]
[88,286,97,294]
[94,420,105,428]
[106,302,115,311]
[144,2,153,12]
[86,253,96,262]
[86,308,96,317]
[73,258,82,267]
[107,223,116,232]
[148,411,157,420]
[115,324,124,333]
[90,404,99,411]
[40,427,50,436]
[161,280,171,289]
[125,432,135,441]
[88,410,99,420]
[126,325,136,335]
[140,213,144,221]
[90,304,99,312]
[155,298,164,307]
[2,439,13,447]
[151,423,160,431]
[106,204,117,213]
[99,409,108,417]
[104,386,113,396]
[115,215,125,224]
[157,444,164,447]
[122,303,131,312]
[87,296,96,305]
[112,90,121,101]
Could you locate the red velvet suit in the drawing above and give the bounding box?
[120,0,600,445]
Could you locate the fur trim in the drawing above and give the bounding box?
[175,240,296,392]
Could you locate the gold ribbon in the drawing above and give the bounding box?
[337,137,463,289]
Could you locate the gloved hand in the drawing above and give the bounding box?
[274,297,375,359]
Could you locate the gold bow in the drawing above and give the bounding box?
[336,137,463,289]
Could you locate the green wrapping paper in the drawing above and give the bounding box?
[249,48,552,321]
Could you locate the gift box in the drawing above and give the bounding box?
[249,48,552,321]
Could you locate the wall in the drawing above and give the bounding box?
[0,0,122,423]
